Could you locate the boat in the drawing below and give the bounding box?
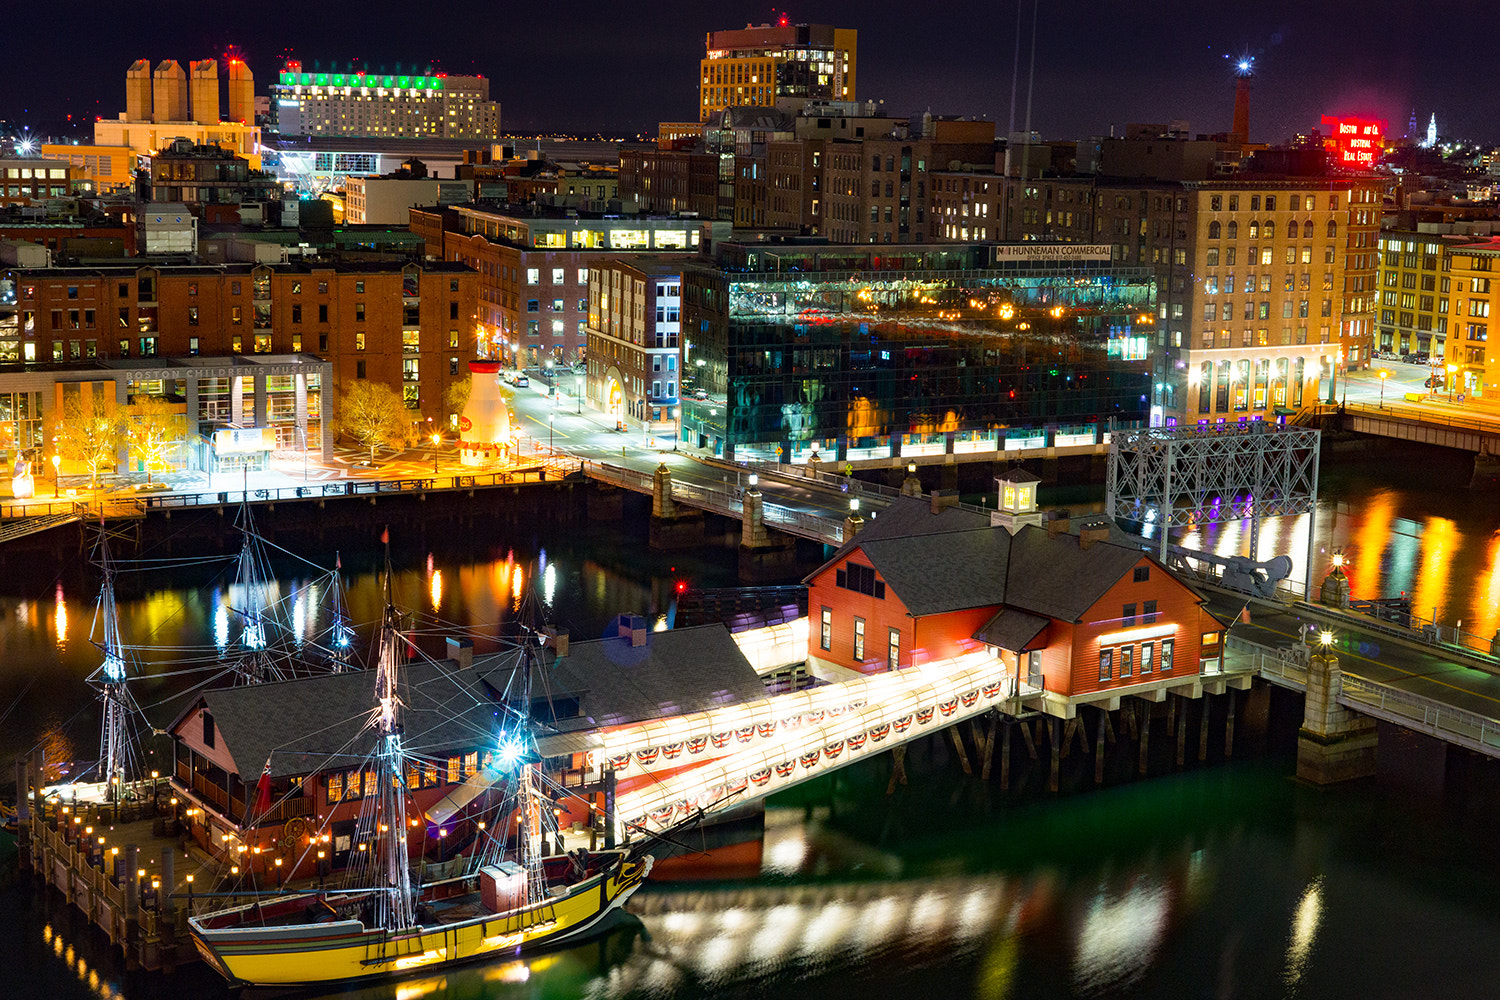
[188,557,654,987]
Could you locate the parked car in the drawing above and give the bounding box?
[507,371,530,388]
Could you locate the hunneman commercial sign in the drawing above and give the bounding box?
[993,244,1113,262]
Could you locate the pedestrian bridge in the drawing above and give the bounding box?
[550,603,1500,842]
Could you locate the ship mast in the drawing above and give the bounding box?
[94,533,133,800]
[372,548,415,929]
[514,628,551,907]
[231,503,282,683]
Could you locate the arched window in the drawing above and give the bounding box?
[1263,221,1275,239]
[1227,221,1238,239]
[1208,221,1221,239]
[1248,221,1259,239]
[1327,219,1338,239]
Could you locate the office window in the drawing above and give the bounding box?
[527,300,539,313]
[820,606,831,650]
[319,281,329,294]
[1161,639,1174,672]
[356,359,366,379]
[1099,648,1113,682]
[188,337,199,355]
[355,332,366,351]
[526,269,539,285]
[853,617,865,661]
[355,280,365,293]
[356,303,365,322]
[292,304,302,324]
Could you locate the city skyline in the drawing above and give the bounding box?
[4,0,1497,143]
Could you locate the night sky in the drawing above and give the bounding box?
[6,0,1495,144]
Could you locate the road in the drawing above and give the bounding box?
[506,380,904,526]
[1209,593,1500,719]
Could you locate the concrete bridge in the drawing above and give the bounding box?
[1297,401,1500,487]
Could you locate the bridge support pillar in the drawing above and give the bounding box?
[1297,651,1377,784]
[1472,445,1500,491]
[738,487,797,582]
[649,462,704,550]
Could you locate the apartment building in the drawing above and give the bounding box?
[0,260,478,429]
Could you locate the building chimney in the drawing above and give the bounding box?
[930,488,958,514]
[1078,520,1110,550]
[126,59,152,123]
[446,636,474,671]
[190,59,219,125]
[1047,513,1070,538]
[543,626,570,658]
[617,613,648,647]
[1231,76,1251,145]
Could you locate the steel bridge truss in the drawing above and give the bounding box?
[1106,423,1321,571]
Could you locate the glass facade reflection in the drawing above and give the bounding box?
[680,244,1157,462]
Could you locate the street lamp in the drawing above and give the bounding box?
[431,431,441,474]
[1378,369,1388,407]
[1447,363,1458,403]
[50,453,60,498]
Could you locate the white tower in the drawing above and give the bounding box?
[1425,114,1437,148]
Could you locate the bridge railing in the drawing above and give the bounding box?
[734,459,993,518]
[1339,674,1500,756]
[1343,400,1500,436]
[585,461,844,543]
[1289,599,1500,665]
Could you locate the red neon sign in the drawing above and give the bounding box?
[1320,115,1385,169]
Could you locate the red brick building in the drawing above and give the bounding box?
[0,259,478,427]
[805,484,1228,718]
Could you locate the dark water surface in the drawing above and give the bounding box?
[3,451,1500,1000]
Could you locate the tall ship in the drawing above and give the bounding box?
[187,562,654,987]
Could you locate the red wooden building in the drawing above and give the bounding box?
[805,473,1229,719]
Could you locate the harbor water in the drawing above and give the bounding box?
[3,448,1500,1000]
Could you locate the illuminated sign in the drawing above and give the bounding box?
[994,244,1113,262]
[1320,115,1385,169]
[213,427,275,455]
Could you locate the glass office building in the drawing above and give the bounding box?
[680,243,1157,463]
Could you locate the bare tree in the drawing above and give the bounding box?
[338,380,415,464]
[54,393,125,487]
[124,396,184,484]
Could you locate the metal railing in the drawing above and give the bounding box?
[1339,674,1500,759]
[583,461,845,543]
[1289,599,1500,665]
[1228,634,1500,760]
[732,458,993,518]
[1342,400,1500,437]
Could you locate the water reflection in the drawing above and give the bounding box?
[1284,877,1323,992]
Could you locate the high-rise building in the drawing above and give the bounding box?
[699,21,856,121]
[269,62,501,140]
[678,242,1155,462]
[1443,238,1499,400]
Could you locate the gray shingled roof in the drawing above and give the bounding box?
[179,624,766,780]
[856,528,1012,616]
[1003,524,1148,622]
[190,660,500,780]
[974,608,1050,650]
[806,496,991,582]
[480,624,764,732]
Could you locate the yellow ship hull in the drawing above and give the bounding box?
[189,853,652,987]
